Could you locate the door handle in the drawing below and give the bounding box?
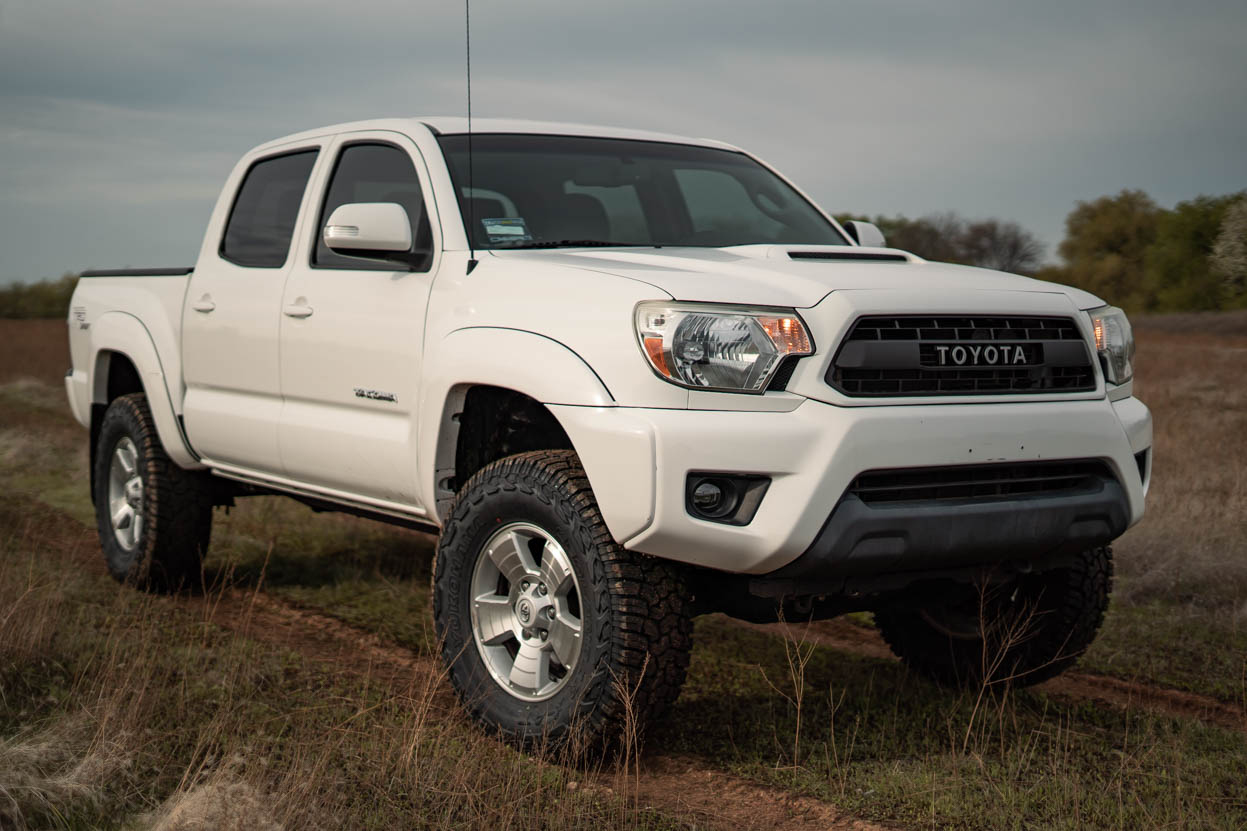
[191,297,215,313]
[283,303,314,319]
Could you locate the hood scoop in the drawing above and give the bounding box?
[788,251,909,263]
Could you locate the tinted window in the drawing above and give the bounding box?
[315,143,432,270]
[437,134,846,249]
[220,150,318,268]
[674,168,786,244]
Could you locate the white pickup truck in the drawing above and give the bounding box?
[66,117,1151,744]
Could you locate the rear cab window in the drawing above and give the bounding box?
[220,150,319,268]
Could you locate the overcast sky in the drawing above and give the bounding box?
[1,0,1244,285]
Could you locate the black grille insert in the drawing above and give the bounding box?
[850,460,1110,505]
[829,315,1096,396]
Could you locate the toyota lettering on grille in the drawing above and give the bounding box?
[922,343,1042,367]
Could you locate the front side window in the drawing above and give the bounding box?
[436,134,846,250]
[315,142,432,271]
[220,150,318,268]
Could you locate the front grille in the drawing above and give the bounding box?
[828,315,1096,397]
[849,460,1110,505]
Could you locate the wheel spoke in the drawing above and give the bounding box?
[509,641,550,692]
[473,594,515,645]
[117,444,137,476]
[111,503,133,531]
[539,542,574,596]
[487,530,539,587]
[547,613,581,667]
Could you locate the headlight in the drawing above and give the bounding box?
[1088,306,1134,384]
[634,302,814,392]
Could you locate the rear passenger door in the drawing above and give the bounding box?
[277,132,441,506]
[182,144,321,474]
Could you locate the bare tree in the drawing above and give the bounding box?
[958,220,1045,275]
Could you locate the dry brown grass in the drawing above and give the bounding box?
[0,319,71,385]
[1133,308,1247,338]
[0,498,687,831]
[1118,330,1247,609]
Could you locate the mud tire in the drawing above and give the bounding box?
[92,393,213,591]
[875,546,1113,688]
[433,450,692,748]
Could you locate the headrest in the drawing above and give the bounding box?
[560,194,609,241]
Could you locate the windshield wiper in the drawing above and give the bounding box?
[498,239,645,250]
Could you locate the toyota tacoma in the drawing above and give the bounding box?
[65,117,1151,744]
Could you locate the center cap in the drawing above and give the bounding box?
[516,598,534,624]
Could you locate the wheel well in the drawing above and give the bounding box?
[450,386,573,495]
[89,352,145,504]
[104,352,143,402]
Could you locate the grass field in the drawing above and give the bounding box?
[1,316,1245,830]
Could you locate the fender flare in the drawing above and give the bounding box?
[89,312,201,469]
[418,327,613,522]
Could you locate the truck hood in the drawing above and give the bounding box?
[489,244,1105,310]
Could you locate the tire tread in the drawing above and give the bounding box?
[433,450,692,746]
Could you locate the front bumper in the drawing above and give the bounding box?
[549,394,1151,576]
[759,469,1128,598]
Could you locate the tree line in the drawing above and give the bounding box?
[3,190,1245,318]
[0,273,79,319]
[838,188,1247,313]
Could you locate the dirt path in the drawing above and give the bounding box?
[203,591,883,831]
[749,618,1247,734]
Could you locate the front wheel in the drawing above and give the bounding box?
[875,546,1113,688]
[433,450,692,747]
[92,393,213,591]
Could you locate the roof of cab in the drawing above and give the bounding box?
[249,117,743,155]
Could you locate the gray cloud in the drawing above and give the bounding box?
[1,0,1244,282]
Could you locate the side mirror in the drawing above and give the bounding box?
[323,202,415,266]
[843,220,886,248]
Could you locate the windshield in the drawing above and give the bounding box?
[436,134,848,250]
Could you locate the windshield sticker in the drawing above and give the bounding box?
[482,217,533,244]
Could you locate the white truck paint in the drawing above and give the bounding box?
[66,117,1151,741]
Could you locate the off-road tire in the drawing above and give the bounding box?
[433,450,693,748]
[875,546,1113,688]
[93,393,213,591]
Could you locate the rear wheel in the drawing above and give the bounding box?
[875,546,1113,687]
[92,393,213,591]
[433,450,692,747]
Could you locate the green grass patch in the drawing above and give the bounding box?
[1085,599,1247,703]
[207,500,439,654]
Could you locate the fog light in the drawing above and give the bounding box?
[692,480,725,513]
[685,473,771,525]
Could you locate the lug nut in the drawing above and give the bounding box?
[545,607,555,620]
[538,584,547,596]
[539,630,548,641]
[522,629,532,640]
[521,581,530,591]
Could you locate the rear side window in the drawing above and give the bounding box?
[314,143,432,271]
[220,150,318,268]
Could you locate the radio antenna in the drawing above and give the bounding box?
[465,0,478,275]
